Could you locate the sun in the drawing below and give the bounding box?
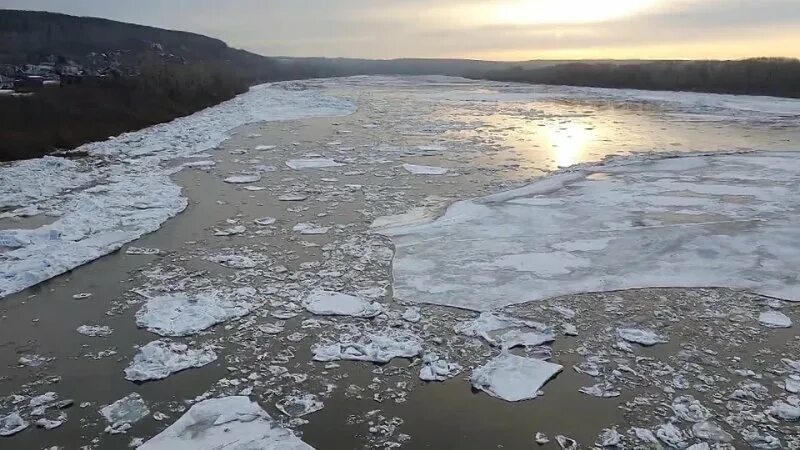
[493,0,661,25]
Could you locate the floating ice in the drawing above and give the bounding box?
[293,223,331,235]
[278,194,308,202]
[617,328,668,347]
[100,393,149,434]
[387,152,800,310]
[124,340,217,382]
[758,310,792,328]
[370,207,439,233]
[692,421,733,443]
[419,354,461,381]
[454,312,547,346]
[470,353,563,402]
[402,164,449,175]
[213,225,246,236]
[276,393,324,417]
[768,400,800,421]
[138,396,313,450]
[0,412,28,436]
[497,329,555,350]
[671,395,711,422]
[286,158,344,170]
[254,217,277,226]
[255,145,276,151]
[77,325,113,337]
[303,290,381,318]
[312,329,422,363]
[223,174,262,184]
[181,160,216,168]
[135,288,260,337]
[580,383,621,398]
[125,247,161,255]
[207,254,257,269]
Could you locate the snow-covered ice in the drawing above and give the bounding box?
[402,163,449,175]
[303,290,381,317]
[124,340,217,382]
[286,158,344,170]
[138,396,313,450]
[313,329,422,363]
[135,288,260,336]
[471,353,563,402]
[387,152,800,310]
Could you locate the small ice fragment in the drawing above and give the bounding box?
[470,354,563,402]
[419,354,461,382]
[125,247,161,255]
[498,329,555,350]
[275,393,324,417]
[77,325,113,337]
[617,328,668,346]
[124,340,217,382]
[562,323,578,336]
[596,428,621,447]
[692,421,733,443]
[213,225,246,236]
[100,393,149,434]
[402,307,421,323]
[535,432,549,444]
[293,223,330,235]
[182,160,216,168]
[785,375,800,393]
[255,145,276,151]
[35,417,64,429]
[632,427,658,444]
[72,293,93,299]
[579,383,620,398]
[655,422,686,448]
[555,435,577,449]
[223,174,262,184]
[671,395,711,422]
[768,401,800,421]
[402,164,448,175]
[303,290,381,318]
[758,310,792,328]
[138,396,312,449]
[254,217,276,226]
[259,322,285,334]
[286,159,343,170]
[0,412,28,436]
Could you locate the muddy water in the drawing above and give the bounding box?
[1,80,800,449]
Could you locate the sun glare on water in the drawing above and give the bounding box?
[493,0,661,25]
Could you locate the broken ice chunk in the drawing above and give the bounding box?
[213,225,246,236]
[275,393,324,417]
[138,396,312,449]
[596,428,621,447]
[207,254,257,269]
[293,223,330,235]
[0,412,28,436]
[100,393,149,434]
[223,174,262,184]
[617,328,668,346]
[255,145,275,151]
[303,290,381,318]
[419,354,461,382]
[470,354,562,402]
[758,310,792,328]
[254,217,276,226]
[124,340,217,382]
[768,400,800,421]
[691,421,733,443]
[312,330,422,363]
[125,247,161,255]
[671,395,711,422]
[579,383,620,398]
[401,307,421,323]
[655,422,686,448]
[135,288,260,337]
[286,158,343,170]
[455,312,546,346]
[402,164,449,175]
[497,329,555,351]
[278,194,308,201]
[76,325,113,337]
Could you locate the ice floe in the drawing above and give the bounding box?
[138,396,312,449]
[0,412,28,436]
[470,353,563,402]
[100,393,149,434]
[617,328,668,346]
[286,158,344,170]
[135,287,260,336]
[312,329,422,363]
[401,163,449,175]
[76,325,113,337]
[388,152,800,310]
[419,354,461,381]
[758,310,792,328]
[124,340,217,382]
[223,174,262,184]
[293,223,331,235]
[303,290,381,318]
[275,393,324,417]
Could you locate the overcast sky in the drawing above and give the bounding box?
[3,0,798,60]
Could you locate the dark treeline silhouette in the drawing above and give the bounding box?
[479,58,800,98]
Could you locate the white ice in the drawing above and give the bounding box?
[758,310,792,328]
[293,223,331,235]
[617,328,668,347]
[138,396,313,450]
[0,412,28,436]
[135,287,260,336]
[275,393,324,417]
[402,164,449,175]
[419,353,461,381]
[470,353,563,402]
[386,152,800,310]
[223,174,262,184]
[124,340,217,382]
[312,329,422,363]
[303,290,381,318]
[100,393,149,434]
[77,325,113,337]
[286,158,344,170]
[0,82,353,299]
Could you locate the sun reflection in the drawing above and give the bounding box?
[546,122,594,168]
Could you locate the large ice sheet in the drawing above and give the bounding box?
[386,152,800,310]
[138,396,313,450]
[0,83,354,299]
